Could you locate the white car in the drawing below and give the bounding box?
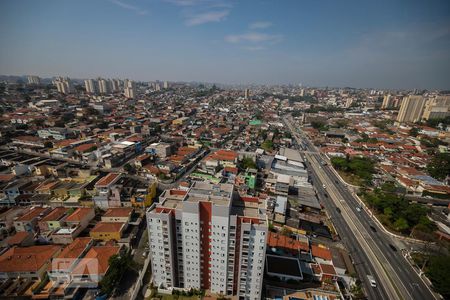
[356,207,361,212]
[322,184,326,189]
[367,275,377,288]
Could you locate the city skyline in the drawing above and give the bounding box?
[1,0,450,89]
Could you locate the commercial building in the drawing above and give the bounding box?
[37,127,70,140]
[422,95,450,120]
[396,95,426,123]
[146,182,267,299]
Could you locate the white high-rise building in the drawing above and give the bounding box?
[27,76,41,85]
[146,182,267,299]
[124,79,136,98]
[54,77,73,94]
[98,78,111,94]
[163,81,169,89]
[422,95,450,120]
[84,79,98,94]
[111,79,121,92]
[397,95,426,123]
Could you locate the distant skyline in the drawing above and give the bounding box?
[1,0,449,89]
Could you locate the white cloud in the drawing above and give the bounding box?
[249,21,272,30]
[186,10,229,26]
[225,32,282,44]
[110,0,148,15]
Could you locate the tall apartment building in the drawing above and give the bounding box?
[345,98,353,108]
[396,95,426,123]
[84,79,98,94]
[27,75,41,85]
[54,77,73,94]
[111,79,122,92]
[146,182,267,299]
[422,95,450,120]
[124,79,136,98]
[381,94,393,109]
[98,78,111,94]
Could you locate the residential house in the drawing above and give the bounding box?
[101,207,133,223]
[38,207,69,232]
[0,245,61,280]
[52,208,94,244]
[70,246,120,287]
[93,173,122,208]
[89,222,126,242]
[14,206,52,233]
[48,237,94,283]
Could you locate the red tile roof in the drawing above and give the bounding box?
[50,237,93,271]
[103,208,133,218]
[311,244,333,261]
[71,246,120,276]
[0,245,61,273]
[40,207,68,222]
[96,173,121,187]
[65,208,94,223]
[16,207,49,222]
[91,222,125,233]
[6,231,33,246]
[267,232,309,253]
[74,143,97,153]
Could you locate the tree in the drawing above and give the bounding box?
[426,255,450,299]
[409,127,420,137]
[427,153,450,181]
[393,217,409,233]
[100,252,133,295]
[261,140,273,151]
[311,120,328,131]
[240,156,257,170]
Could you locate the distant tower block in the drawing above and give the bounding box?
[244,88,250,99]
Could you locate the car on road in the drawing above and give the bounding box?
[336,207,341,213]
[323,193,328,198]
[322,184,326,189]
[356,207,361,212]
[369,225,377,233]
[367,275,377,288]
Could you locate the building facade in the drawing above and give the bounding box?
[396,95,426,123]
[146,182,267,299]
[422,95,450,120]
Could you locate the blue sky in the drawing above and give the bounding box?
[1,0,449,89]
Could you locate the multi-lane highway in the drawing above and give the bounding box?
[283,116,438,300]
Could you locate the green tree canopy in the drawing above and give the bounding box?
[426,255,450,299]
[427,153,450,181]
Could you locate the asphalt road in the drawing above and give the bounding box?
[283,116,438,300]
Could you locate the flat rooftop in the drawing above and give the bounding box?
[266,255,303,278]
